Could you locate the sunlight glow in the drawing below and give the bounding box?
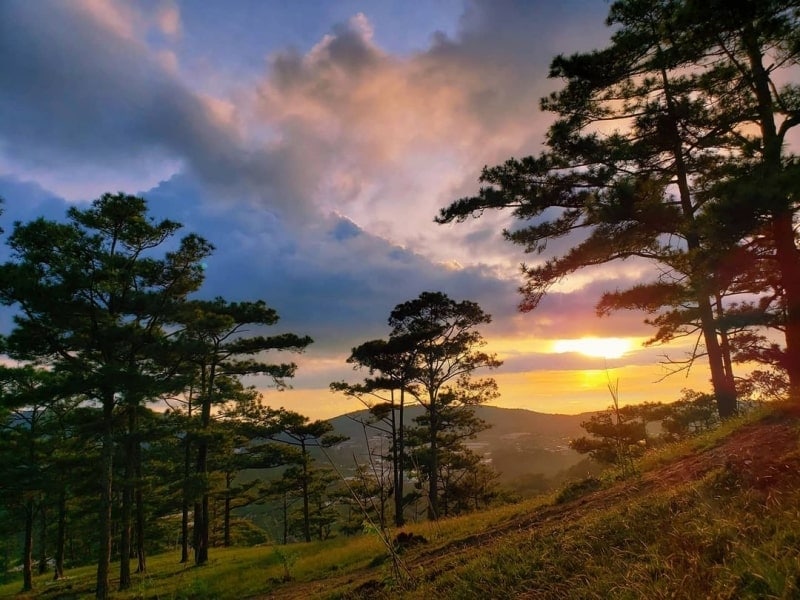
[552,337,634,359]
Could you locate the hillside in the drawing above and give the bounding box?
[262,404,800,599]
[213,406,590,542]
[4,404,798,599]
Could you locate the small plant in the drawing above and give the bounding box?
[393,531,428,552]
[569,375,647,477]
[554,477,602,504]
[271,546,298,582]
[173,577,212,600]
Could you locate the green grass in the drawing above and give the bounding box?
[0,535,388,599]
[396,407,800,600]
[0,495,554,599]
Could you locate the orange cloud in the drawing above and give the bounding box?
[251,11,557,270]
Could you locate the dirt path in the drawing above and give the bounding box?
[252,408,800,599]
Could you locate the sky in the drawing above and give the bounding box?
[0,0,715,419]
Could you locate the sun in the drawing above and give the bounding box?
[552,337,634,359]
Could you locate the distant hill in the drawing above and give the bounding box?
[326,405,596,485]
[329,404,591,442]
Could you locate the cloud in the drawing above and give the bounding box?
[0,0,615,260]
[0,1,307,223]
[1,1,702,413]
[0,170,694,403]
[247,2,615,265]
[0,2,204,196]
[155,2,182,38]
[139,174,518,350]
[0,177,69,226]
[0,173,522,395]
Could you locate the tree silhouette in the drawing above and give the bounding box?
[387,292,501,519]
[0,193,212,598]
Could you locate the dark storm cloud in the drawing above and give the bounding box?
[140,175,518,354]
[0,2,186,167]
[0,178,67,226]
[424,0,611,130]
[0,1,324,220]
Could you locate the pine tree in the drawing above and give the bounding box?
[174,298,311,564]
[0,194,212,598]
[387,292,501,519]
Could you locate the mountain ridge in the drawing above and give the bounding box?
[327,403,594,440]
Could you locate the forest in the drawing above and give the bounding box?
[1,0,799,598]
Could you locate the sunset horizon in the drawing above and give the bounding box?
[0,0,733,423]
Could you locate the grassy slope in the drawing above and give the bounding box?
[3,404,800,599]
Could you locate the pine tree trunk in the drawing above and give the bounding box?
[23,498,34,592]
[194,364,212,565]
[193,470,211,564]
[699,298,738,417]
[715,293,737,392]
[201,494,210,560]
[53,488,66,580]
[395,388,405,527]
[743,24,800,402]
[119,409,134,590]
[193,498,205,565]
[135,473,146,573]
[658,58,737,417]
[772,213,800,400]
[427,398,439,520]
[390,392,400,528]
[301,446,311,543]
[224,473,232,547]
[95,399,114,600]
[37,504,47,575]
[282,491,288,545]
[193,489,209,564]
[181,497,190,563]
[119,481,132,589]
[181,434,191,563]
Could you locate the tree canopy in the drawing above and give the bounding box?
[438,0,800,416]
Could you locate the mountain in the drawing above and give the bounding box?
[329,404,590,441]
[326,405,596,485]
